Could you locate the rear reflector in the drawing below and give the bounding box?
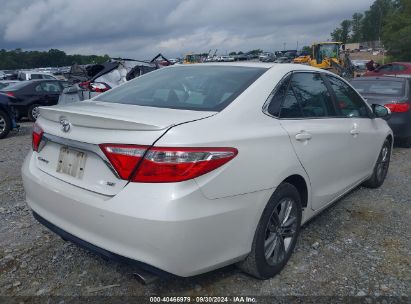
[100,144,238,183]
[384,102,411,113]
[32,123,43,152]
[99,144,148,179]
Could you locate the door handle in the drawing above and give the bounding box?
[350,129,360,135]
[295,132,312,141]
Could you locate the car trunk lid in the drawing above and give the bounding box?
[34,101,216,196]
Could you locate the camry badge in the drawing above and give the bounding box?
[60,119,71,133]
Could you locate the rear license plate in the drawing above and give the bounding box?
[56,146,87,179]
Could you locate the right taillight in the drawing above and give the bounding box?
[384,102,411,113]
[99,144,238,183]
[32,123,43,152]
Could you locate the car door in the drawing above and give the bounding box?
[326,75,382,178]
[39,81,62,106]
[275,72,356,210]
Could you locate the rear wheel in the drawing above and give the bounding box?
[0,110,11,139]
[28,104,40,121]
[237,183,302,279]
[363,139,391,188]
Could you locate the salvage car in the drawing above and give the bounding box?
[363,62,411,77]
[1,80,69,121]
[351,76,411,147]
[22,63,392,281]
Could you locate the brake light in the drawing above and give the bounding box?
[132,147,238,183]
[99,144,148,179]
[5,92,14,97]
[100,145,238,183]
[384,102,411,113]
[32,123,43,152]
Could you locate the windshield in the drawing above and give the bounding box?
[351,80,405,96]
[319,44,339,59]
[96,66,267,111]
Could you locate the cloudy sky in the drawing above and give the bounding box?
[1,0,373,59]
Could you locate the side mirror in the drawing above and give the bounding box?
[372,104,391,121]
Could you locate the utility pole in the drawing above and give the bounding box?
[283,43,286,51]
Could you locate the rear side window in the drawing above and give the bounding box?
[289,73,336,118]
[280,88,303,118]
[31,74,42,80]
[327,76,369,118]
[96,66,267,112]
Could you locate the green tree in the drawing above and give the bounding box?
[382,0,411,60]
[301,46,312,55]
[331,27,343,42]
[229,51,237,56]
[350,13,363,42]
[340,20,352,44]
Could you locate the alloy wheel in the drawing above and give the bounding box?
[264,198,299,266]
[376,144,390,183]
[31,107,40,120]
[0,116,5,134]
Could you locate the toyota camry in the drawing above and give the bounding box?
[22,63,392,280]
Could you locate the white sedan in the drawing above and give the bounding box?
[22,63,392,280]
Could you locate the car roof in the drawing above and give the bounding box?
[175,62,326,73]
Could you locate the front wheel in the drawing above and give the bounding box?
[363,138,391,188]
[237,183,302,279]
[0,110,11,139]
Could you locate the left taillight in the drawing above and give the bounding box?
[99,144,238,183]
[32,123,44,152]
[99,144,149,179]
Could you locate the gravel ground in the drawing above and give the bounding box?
[0,122,410,298]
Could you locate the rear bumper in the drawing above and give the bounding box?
[388,112,411,139]
[22,152,271,277]
[32,211,171,278]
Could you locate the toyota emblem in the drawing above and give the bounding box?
[60,119,71,133]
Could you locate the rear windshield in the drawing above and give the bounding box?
[351,79,405,96]
[96,65,267,111]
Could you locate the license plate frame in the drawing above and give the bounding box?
[56,146,87,179]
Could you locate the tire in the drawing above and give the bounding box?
[363,138,391,188]
[28,104,40,122]
[237,183,302,279]
[0,109,11,139]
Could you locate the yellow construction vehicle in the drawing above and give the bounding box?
[309,42,342,69]
[293,54,311,64]
[183,53,203,64]
[309,42,355,78]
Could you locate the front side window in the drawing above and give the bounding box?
[327,76,369,118]
[96,66,267,112]
[289,73,336,118]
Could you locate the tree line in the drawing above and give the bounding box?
[0,48,110,70]
[330,0,411,60]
